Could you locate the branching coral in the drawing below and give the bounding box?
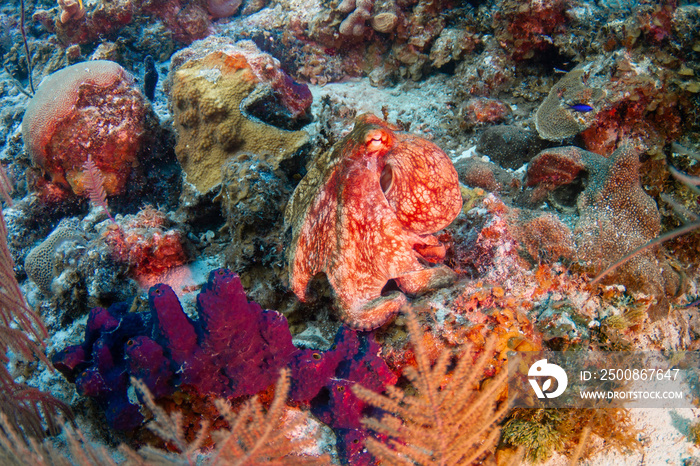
[352,308,509,465]
[128,371,332,465]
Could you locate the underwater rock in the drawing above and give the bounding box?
[285,113,462,330]
[52,0,134,46]
[513,212,575,264]
[460,98,512,128]
[493,0,568,61]
[429,27,479,69]
[453,38,516,97]
[448,193,523,280]
[454,157,520,196]
[220,153,293,309]
[476,125,549,170]
[206,0,243,18]
[21,60,149,197]
[167,37,311,195]
[47,0,212,46]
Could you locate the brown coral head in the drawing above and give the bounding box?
[371,12,398,34]
[535,68,604,141]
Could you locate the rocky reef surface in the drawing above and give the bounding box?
[0,0,699,464]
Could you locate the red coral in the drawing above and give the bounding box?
[637,2,676,44]
[22,61,147,197]
[461,98,511,127]
[494,0,568,60]
[104,206,188,277]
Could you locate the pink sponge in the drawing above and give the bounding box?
[22,60,148,196]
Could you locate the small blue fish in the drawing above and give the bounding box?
[567,103,594,112]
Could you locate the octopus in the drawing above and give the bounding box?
[285,114,463,329]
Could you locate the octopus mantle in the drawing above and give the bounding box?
[285,114,462,329]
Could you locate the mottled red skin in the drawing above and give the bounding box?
[287,114,462,329]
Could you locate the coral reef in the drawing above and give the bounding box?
[102,205,189,278]
[535,67,604,141]
[476,125,549,170]
[57,0,85,24]
[460,98,512,128]
[536,53,686,157]
[455,159,520,196]
[0,195,73,440]
[50,0,134,46]
[285,113,462,330]
[52,269,298,429]
[493,0,568,61]
[52,268,397,447]
[21,60,150,197]
[220,153,292,308]
[24,218,85,295]
[525,145,680,318]
[38,0,213,46]
[338,0,374,37]
[3,0,700,463]
[167,37,311,194]
[353,309,508,465]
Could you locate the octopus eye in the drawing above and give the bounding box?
[312,352,322,360]
[365,129,388,153]
[380,163,393,194]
